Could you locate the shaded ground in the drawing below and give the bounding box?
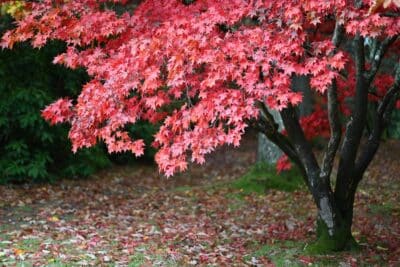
[0,133,399,266]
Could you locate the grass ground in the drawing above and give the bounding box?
[0,136,399,266]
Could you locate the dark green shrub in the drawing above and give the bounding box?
[0,15,112,183]
[0,15,158,183]
[0,38,114,183]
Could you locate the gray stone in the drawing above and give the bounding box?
[257,109,283,163]
[257,75,312,164]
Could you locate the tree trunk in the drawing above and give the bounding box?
[307,179,360,253]
[311,216,358,253]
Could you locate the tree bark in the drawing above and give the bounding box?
[308,178,359,253]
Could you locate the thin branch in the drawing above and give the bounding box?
[320,80,342,181]
[185,84,193,107]
[256,100,280,131]
[331,21,345,48]
[367,36,398,85]
[380,12,400,18]
[378,64,400,116]
[354,0,363,8]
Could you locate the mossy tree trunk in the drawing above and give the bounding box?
[311,216,358,253]
[308,179,360,253]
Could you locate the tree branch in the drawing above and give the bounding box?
[279,105,343,224]
[331,21,345,48]
[279,106,320,180]
[255,101,308,179]
[355,63,400,177]
[320,22,344,183]
[336,34,367,192]
[380,12,400,18]
[366,36,398,85]
[321,79,342,182]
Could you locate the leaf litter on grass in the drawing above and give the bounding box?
[0,134,399,266]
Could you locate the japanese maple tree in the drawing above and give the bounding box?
[2,0,399,252]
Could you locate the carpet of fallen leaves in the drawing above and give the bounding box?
[0,134,399,266]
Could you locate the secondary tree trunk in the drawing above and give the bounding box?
[257,109,283,163]
[257,133,282,163]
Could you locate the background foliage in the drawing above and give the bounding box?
[0,15,156,183]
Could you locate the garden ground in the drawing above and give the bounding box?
[0,133,399,266]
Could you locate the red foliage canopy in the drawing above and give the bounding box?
[2,0,399,176]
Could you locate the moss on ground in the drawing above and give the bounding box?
[232,163,304,194]
[243,240,359,266]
